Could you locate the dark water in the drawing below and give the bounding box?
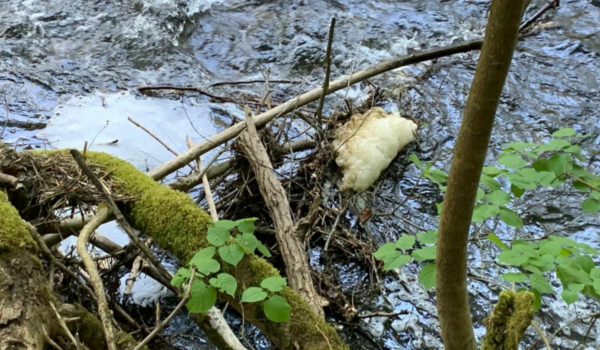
[1,0,599,348]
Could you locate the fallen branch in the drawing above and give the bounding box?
[76,207,118,350]
[0,172,17,188]
[210,80,302,88]
[315,17,336,125]
[237,106,325,317]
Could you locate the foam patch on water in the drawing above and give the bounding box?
[38,91,243,172]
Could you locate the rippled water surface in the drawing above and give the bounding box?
[1,0,599,349]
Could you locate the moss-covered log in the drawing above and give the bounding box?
[0,191,141,350]
[77,151,348,350]
[482,290,534,350]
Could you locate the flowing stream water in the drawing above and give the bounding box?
[1,0,599,349]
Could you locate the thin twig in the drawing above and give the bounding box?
[76,207,117,350]
[210,80,301,88]
[1,90,10,141]
[186,136,217,220]
[531,320,552,350]
[357,311,409,319]
[315,18,336,126]
[133,269,196,350]
[520,0,560,31]
[324,200,348,252]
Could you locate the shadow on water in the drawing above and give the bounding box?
[1,0,599,348]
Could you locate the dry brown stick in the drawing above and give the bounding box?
[520,0,559,31]
[70,149,174,287]
[0,172,18,188]
[187,136,217,219]
[323,201,348,252]
[76,207,117,350]
[148,5,559,181]
[133,269,196,350]
[210,80,302,88]
[124,239,151,296]
[315,17,336,125]
[50,302,87,350]
[237,106,325,317]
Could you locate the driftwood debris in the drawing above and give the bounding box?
[237,106,325,317]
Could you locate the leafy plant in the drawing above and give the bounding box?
[171,218,291,322]
[374,128,600,306]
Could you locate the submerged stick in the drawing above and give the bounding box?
[315,17,336,125]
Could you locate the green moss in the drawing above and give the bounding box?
[78,151,348,350]
[505,291,534,349]
[482,290,534,350]
[0,191,36,253]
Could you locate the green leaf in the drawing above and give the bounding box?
[257,242,272,258]
[264,295,291,323]
[552,127,576,137]
[237,221,256,234]
[487,233,508,250]
[241,287,267,303]
[529,274,553,294]
[191,247,216,260]
[395,235,416,250]
[412,246,437,262]
[480,175,501,191]
[531,288,542,311]
[498,245,533,266]
[383,253,411,271]
[506,173,537,190]
[472,204,500,223]
[409,153,422,168]
[207,226,231,247]
[535,139,571,153]
[504,141,536,151]
[418,263,436,290]
[426,169,449,184]
[502,273,526,283]
[219,244,245,267]
[417,230,438,244]
[237,233,259,253]
[510,184,525,198]
[533,159,549,172]
[548,153,573,176]
[209,273,238,297]
[537,171,558,187]
[234,218,259,226]
[485,190,511,206]
[187,280,217,313]
[540,239,563,257]
[499,208,523,228]
[171,268,191,287]
[498,153,528,169]
[574,255,595,273]
[564,145,582,153]
[261,276,287,292]
[476,188,485,200]
[581,198,599,214]
[214,220,236,229]
[436,202,444,216]
[561,289,578,305]
[373,243,398,261]
[483,166,504,176]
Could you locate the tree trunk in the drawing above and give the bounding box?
[435,0,527,349]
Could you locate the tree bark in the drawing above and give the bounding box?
[435,0,526,349]
[237,108,325,318]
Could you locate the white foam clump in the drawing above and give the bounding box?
[332,107,417,192]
